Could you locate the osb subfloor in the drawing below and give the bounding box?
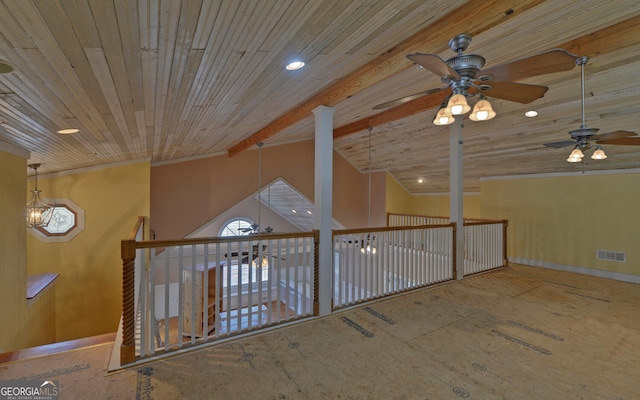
[1,264,639,399]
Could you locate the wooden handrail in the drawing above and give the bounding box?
[133,231,316,249]
[127,216,145,240]
[334,223,455,236]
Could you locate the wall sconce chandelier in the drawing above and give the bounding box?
[26,163,55,228]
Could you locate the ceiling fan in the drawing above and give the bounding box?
[374,34,578,124]
[239,142,274,234]
[543,56,640,161]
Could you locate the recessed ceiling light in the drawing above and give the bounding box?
[286,61,305,71]
[57,128,79,134]
[306,210,312,215]
[524,110,538,118]
[291,209,297,213]
[418,178,424,183]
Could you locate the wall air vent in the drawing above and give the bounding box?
[596,249,626,263]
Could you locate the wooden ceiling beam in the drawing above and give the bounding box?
[332,14,640,140]
[333,88,450,139]
[227,0,547,156]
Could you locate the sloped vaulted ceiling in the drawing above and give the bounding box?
[0,1,639,193]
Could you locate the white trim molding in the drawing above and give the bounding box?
[0,140,30,159]
[509,257,640,284]
[483,168,640,182]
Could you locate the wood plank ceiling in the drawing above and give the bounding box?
[1,0,639,193]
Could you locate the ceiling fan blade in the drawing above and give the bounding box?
[480,49,577,82]
[373,87,443,110]
[480,81,548,103]
[406,53,459,79]
[543,140,577,148]
[597,137,640,146]
[593,130,637,142]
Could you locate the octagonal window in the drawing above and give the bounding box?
[29,198,85,243]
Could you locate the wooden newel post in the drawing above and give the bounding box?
[121,239,137,364]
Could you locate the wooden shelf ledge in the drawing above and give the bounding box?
[27,273,59,299]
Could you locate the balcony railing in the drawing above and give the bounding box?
[333,224,456,309]
[121,214,506,365]
[121,230,317,364]
[387,213,508,275]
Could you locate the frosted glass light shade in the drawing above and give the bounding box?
[469,99,496,121]
[445,94,471,115]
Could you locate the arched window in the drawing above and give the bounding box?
[219,218,255,237]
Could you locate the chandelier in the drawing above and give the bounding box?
[26,163,54,228]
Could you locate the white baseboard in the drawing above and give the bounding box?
[508,257,640,284]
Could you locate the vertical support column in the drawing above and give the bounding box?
[449,116,464,280]
[313,105,335,316]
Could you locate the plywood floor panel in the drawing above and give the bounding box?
[1,264,638,399]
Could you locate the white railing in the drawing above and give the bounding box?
[387,213,450,226]
[387,213,507,277]
[130,232,317,359]
[463,221,506,275]
[332,224,455,309]
[122,214,506,364]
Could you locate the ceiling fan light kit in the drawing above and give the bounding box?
[377,34,579,127]
[469,97,496,121]
[543,55,640,162]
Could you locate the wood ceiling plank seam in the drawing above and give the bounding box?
[190,1,315,126]
[134,110,147,157]
[346,0,463,56]
[113,0,145,112]
[84,48,131,149]
[205,1,350,123]
[191,0,222,50]
[163,49,206,148]
[5,1,109,140]
[54,0,102,47]
[159,0,203,144]
[152,0,182,159]
[188,1,293,116]
[256,0,307,52]
[0,80,79,144]
[32,0,111,138]
[0,1,37,49]
[181,2,272,128]
[227,0,548,155]
[2,50,93,135]
[185,0,246,110]
[98,112,133,159]
[88,0,139,140]
[57,1,114,136]
[138,0,160,146]
[469,2,640,68]
[305,0,383,56]
[190,3,290,118]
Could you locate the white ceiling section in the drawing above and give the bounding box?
[0,1,639,193]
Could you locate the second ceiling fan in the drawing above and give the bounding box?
[543,56,640,162]
[374,34,578,124]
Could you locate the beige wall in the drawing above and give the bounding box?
[481,172,640,276]
[151,140,383,239]
[0,149,56,352]
[385,173,481,218]
[27,161,150,341]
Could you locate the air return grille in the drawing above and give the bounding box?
[596,249,626,263]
